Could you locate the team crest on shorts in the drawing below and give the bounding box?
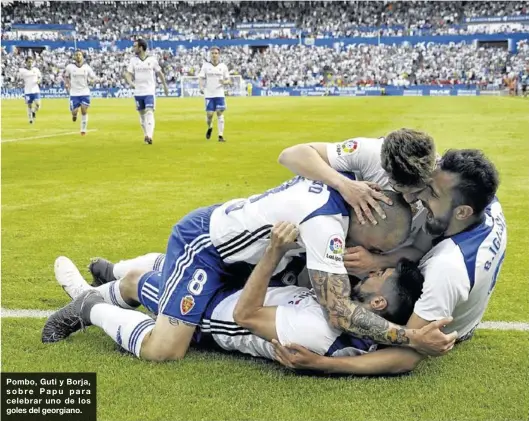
[180,295,195,315]
[341,140,358,154]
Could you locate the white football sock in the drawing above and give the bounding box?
[81,114,88,132]
[89,303,155,357]
[113,253,165,279]
[95,279,136,309]
[144,110,155,138]
[27,108,33,123]
[139,113,147,136]
[217,115,225,136]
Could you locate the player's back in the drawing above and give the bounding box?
[201,286,375,360]
[418,198,507,339]
[209,175,350,271]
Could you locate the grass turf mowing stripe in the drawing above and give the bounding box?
[2,307,528,330]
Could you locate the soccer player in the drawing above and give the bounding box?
[49,223,424,374]
[521,68,528,98]
[274,148,507,374]
[278,129,438,270]
[198,47,231,142]
[43,176,453,361]
[18,56,41,124]
[64,50,96,136]
[124,39,169,145]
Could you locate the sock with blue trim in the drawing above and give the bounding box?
[95,279,137,309]
[89,303,155,357]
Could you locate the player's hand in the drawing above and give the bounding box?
[199,88,204,95]
[269,222,300,254]
[271,339,324,371]
[336,179,392,225]
[343,246,381,277]
[410,317,458,357]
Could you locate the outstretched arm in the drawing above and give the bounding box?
[233,222,299,341]
[272,340,424,375]
[308,269,455,355]
[278,143,390,224]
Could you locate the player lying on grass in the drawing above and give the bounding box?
[278,137,507,373]
[42,177,454,361]
[48,221,426,375]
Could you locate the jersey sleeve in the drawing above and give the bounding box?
[36,69,42,79]
[88,66,96,79]
[198,63,206,78]
[414,253,470,322]
[223,64,230,80]
[299,214,348,274]
[326,137,380,173]
[275,305,338,355]
[64,65,71,76]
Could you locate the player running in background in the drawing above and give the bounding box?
[64,50,96,136]
[18,56,41,124]
[124,39,169,145]
[199,46,231,142]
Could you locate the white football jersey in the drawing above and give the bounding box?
[65,63,96,96]
[18,67,41,94]
[198,62,230,98]
[416,199,507,339]
[327,137,430,250]
[200,286,377,360]
[210,175,353,276]
[126,56,161,96]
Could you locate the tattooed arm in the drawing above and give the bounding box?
[309,269,413,346]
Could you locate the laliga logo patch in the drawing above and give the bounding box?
[180,295,195,315]
[329,237,343,254]
[341,140,358,154]
[325,236,344,262]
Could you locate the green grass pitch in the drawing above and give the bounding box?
[1,96,528,421]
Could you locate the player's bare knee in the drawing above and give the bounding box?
[119,269,144,302]
[139,331,185,362]
[216,111,224,117]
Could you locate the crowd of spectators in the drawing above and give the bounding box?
[1,1,528,41]
[2,40,527,90]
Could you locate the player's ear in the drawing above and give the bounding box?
[369,296,387,311]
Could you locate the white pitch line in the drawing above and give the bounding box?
[1,129,98,143]
[1,308,528,331]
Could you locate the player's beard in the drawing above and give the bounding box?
[424,205,453,237]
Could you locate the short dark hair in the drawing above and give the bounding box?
[381,258,424,325]
[440,149,499,215]
[25,56,33,62]
[210,46,220,53]
[136,39,148,52]
[381,128,436,187]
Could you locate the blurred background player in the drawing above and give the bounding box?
[124,38,169,145]
[199,46,231,142]
[18,56,41,124]
[64,50,96,136]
